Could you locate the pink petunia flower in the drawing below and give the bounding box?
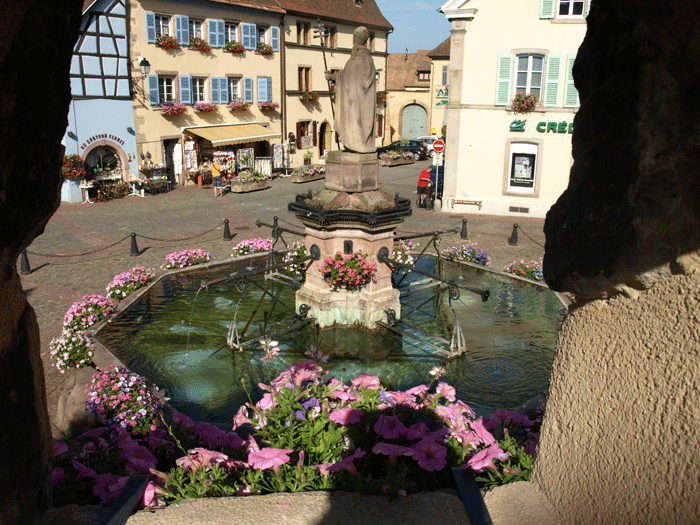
[469,417,496,446]
[329,448,366,478]
[465,443,510,472]
[436,382,457,402]
[232,405,254,430]
[374,415,408,440]
[405,384,429,397]
[329,407,363,426]
[256,393,277,410]
[72,460,97,481]
[331,390,359,403]
[410,438,448,472]
[93,474,129,506]
[372,442,414,464]
[121,443,158,475]
[350,373,381,390]
[176,448,231,472]
[142,480,167,508]
[311,462,334,478]
[248,447,294,475]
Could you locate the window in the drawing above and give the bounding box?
[228,78,240,101]
[297,22,310,45]
[442,65,448,86]
[557,0,585,17]
[418,71,430,81]
[257,26,268,44]
[298,67,311,91]
[505,142,540,196]
[323,27,337,48]
[298,121,311,147]
[189,19,203,39]
[158,77,174,104]
[225,23,238,43]
[155,15,169,36]
[515,54,544,100]
[192,78,206,103]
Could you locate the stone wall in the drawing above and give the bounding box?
[0,2,82,523]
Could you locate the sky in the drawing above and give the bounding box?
[375,0,452,53]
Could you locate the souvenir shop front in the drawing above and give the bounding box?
[182,123,286,185]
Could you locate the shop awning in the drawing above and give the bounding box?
[184,124,281,146]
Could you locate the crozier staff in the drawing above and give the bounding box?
[325,26,376,154]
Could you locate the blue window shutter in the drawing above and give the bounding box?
[563,54,580,107]
[145,12,156,43]
[495,53,513,106]
[211,77,220,104]
[271,26,279,52]
[180,16,190,45]
[266,78,272,102]
[217,20,225,48]
[147,74,159,105]
[208,20,217,46]
[543,54,562,107]
[180,75,192,104]
[257,78,266,102]
[243,77,253,103]
[218,77,229,103]
[175,16,182,44]
[540,0,555,18]
[242,23,256,50]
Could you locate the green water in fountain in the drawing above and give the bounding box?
[95,255,565,424]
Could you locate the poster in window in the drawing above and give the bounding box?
[510,153,536,189]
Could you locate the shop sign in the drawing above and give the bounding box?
[536,121,574,134]
[435,86,448,98]
[510,119,526,132]
[435,100,448,106]
[81,133,125,151]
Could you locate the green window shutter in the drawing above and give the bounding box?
[540,0,555,19]
[563,54,580,108]
[586,0,591,16]
[145,12,156,43]
[495,53,513,106]
[543,54,563,107]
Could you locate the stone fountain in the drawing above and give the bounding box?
[289,26,411,329]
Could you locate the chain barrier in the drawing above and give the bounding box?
[137,221,224,242]
[27,236,131,258]
[516,224,545,248]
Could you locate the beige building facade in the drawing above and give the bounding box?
[439,0,588,217]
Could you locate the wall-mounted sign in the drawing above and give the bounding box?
[80,133,125,151]
[435,100,448,106]
[509,119,526,132]
[435,86,448,98]
[536,121,574,134]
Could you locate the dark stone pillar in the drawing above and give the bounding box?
[0,1,82,523]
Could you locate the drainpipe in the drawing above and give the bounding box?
[280,15,287,167]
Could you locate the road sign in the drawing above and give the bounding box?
[433,139,445,153]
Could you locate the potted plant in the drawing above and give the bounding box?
[376,91,387,104]
[321,251,377,291]
[290,165,325,183]
[189,36,211,53]
[512,92,538,113]
[194,102,217,114]
[258,101,279,111]
[228,100,251,111]
[302,150,313,165]
[155,34,179,50]
[257,42,273,55]
[161,102,187,116]
[300,91,319,102]
[62,154,86,181]
[225,41,245,53]
[379,150,415,167]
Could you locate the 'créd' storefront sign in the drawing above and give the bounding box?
[509,120,574,134]
[81,134,126,151]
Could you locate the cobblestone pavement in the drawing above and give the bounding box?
[22,159,546,439]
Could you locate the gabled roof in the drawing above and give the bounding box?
[428,37,450,59]
[210,0,286,14]
[275,0,393,31]
[386,50,432,90]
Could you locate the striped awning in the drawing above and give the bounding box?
[184,124,281,146]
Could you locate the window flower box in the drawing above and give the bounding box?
[290,165,325,183]
[228,100,251,111]
[225,41,245,54]
[258,101,279,111]
[300,91,319,101]
[512,92,538,113]
[155,35,179,50]
[189,36,211,53]
[193,102,217,113]
[161,103,186,116]
[257,43,273,55]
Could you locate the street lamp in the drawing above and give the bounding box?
[130,57,151,97]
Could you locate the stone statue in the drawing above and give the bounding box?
[325,26,377,154]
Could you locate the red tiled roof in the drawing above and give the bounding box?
[275,0,392,31]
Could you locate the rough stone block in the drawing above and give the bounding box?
[325,151,379,192]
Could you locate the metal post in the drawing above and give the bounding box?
[508,223,519,246]
[223,219,233,241]
[130,232,139,256]
[19,249,30,275]
[460,219,468,240]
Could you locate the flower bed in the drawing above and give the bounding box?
[63,294,117,332]
[161,103,187,116]
[227,100,251,111]
[503,260,544,283]
[156,35,179,50]
[442,243,491,267]
[49,330,94,373]
[321,251,377,290]
[194,102,217,114]
[162,249,212,270]
[379,151,415,166]
[231,237,273,258]
[189,36,211,53]
[290,165,325,183]
[106,266,155,301]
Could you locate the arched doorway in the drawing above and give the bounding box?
[401,104,428,139]
[82,140,130,180]
[319,121,333,156]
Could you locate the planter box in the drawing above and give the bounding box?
[61,179,82,203]
[291,173,325,184]
[230,180,269,193]
[380,157,415,167]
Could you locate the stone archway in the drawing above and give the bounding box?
[82,139,130,180]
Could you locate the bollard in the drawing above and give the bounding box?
[460,219,468,240]
[223,219,233,241]
[19,249,30,275]
[508,223,519,246]
[130,233,140,256]
[197,175,203,187]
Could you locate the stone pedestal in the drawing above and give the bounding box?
[296,226,400,329]
[325,151,379,192]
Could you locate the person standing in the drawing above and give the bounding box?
[211,158,223,197]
